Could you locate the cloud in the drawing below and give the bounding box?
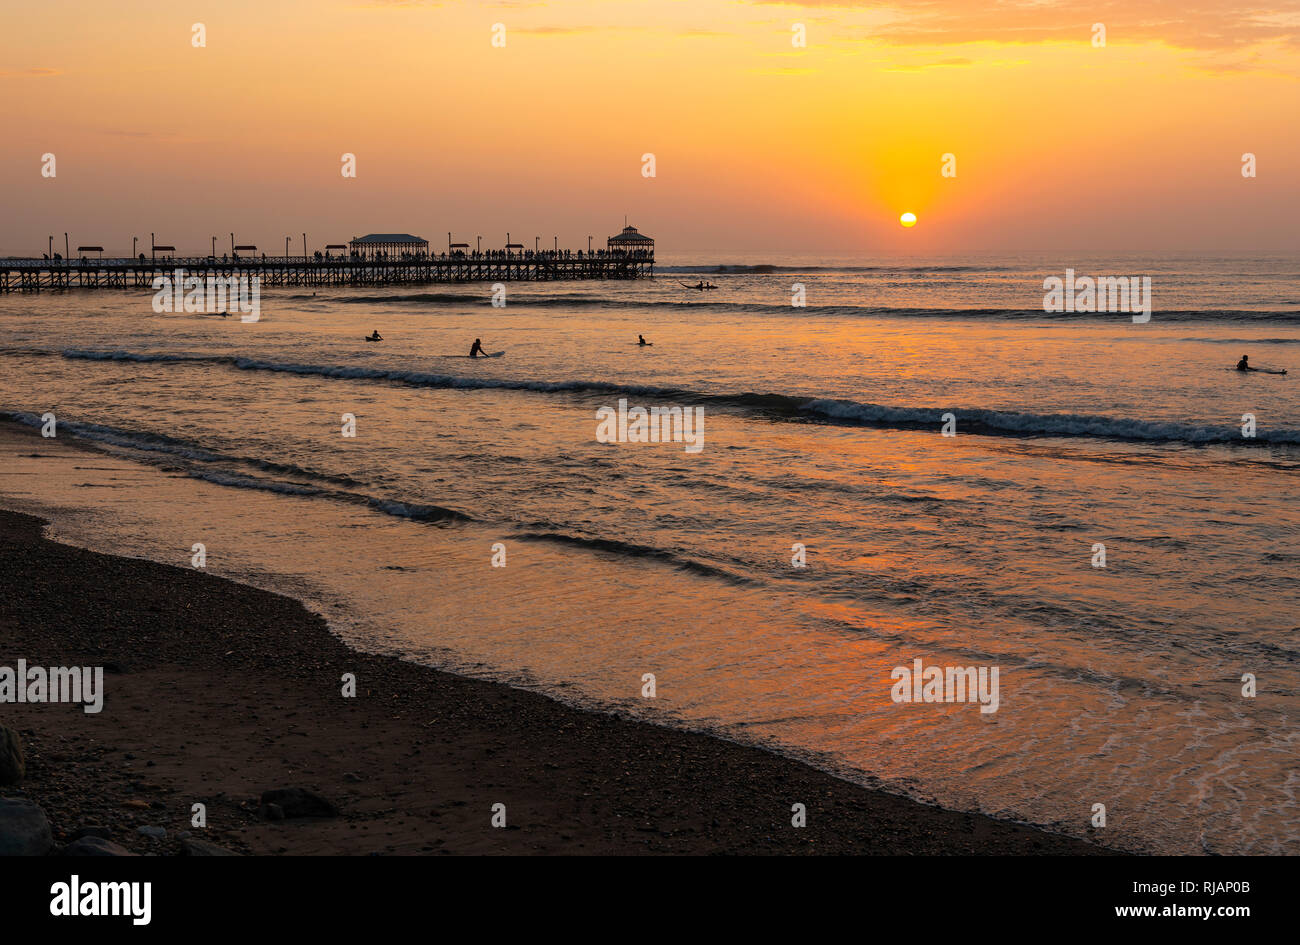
[747,1,1300,53]
[883,54,977,68]
[0,68,62,77]
[511,25,601,35]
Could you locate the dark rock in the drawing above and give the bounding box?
[180,837,239,856]
[136,825,166,839]
[0,725,24,785]
[60,836,137,856]
[261,803,284,821]
[0,798,52,855]
[71,826,114,840]
[259,788,338,819]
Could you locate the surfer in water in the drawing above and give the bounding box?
[367,330,383,341]
[469,338,486,358]
[1236,354,1287,375]
[638,334,650,346]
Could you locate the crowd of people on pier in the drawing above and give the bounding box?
[348,247,652,262]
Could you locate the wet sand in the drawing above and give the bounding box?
[0,500,1111,855]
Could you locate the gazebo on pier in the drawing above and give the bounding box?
[348,233,430,260]
[607,224,653,257]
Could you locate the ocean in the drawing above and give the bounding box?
[1,252,1297,854]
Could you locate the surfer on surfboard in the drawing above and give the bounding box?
[638,334,651,346]
[1237,354,1287,375]
[469,338,487,358]
[366,330,383,342]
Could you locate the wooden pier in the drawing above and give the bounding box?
[0,252,654,293]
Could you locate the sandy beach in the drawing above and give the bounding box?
[0,466,1108,855]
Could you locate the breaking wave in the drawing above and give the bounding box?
[56,349,1300,446]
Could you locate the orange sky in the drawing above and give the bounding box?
[2,0,1298,256]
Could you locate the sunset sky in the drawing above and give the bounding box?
[2,0,1298,256]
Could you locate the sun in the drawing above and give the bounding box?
[900,212,917,227]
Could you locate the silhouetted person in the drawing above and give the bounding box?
[1237,355,1257,372]
[469,338,486,358]
[368,330,383,341]
[638,335,649,346]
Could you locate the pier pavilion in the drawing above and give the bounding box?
[607,224,654,257]
[348,233,430,260]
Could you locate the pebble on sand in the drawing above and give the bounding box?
[0,797,53,856]
[0,725,24,785]
[260,787,339,819]
[60,836,138,856]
